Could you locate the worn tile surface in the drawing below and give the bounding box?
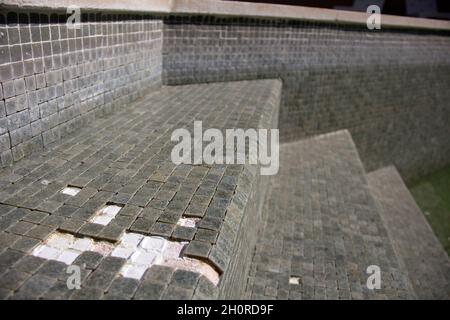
[245,131,417,300]
[1,69,448,300]
[163,16,450,181]
[0,79,282,299]
[0,12,163,166]
[368,166,450,299]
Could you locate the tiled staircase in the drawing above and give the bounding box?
[0,79,282,299]
[246,131,449,300]
[246,131,414,299]
[368,167,450,299]
[0,79,448,300]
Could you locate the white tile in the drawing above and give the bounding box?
[177,217,200,228]
[140,236,167,252]
[130,251,157,266]
[103,205,122,215]
[46,233,74,250]
[91,215,114,226]
[90,205,123,226]
[161,241,186,259]
[33,245,61,260]
[120,232,144,248]
[71,238,93,251]
[57,250,81,264]
[111,247,134,259]
[61,187,81,196]
[153,253,164,265]
[120,264,148,280]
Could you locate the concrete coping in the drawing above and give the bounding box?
[1,0,450,31]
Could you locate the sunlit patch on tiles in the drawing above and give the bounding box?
[61,186,81,196]
[90,204,123,225]
[32,232,114,264]
[32,231,220,286]
[177,217,200,228]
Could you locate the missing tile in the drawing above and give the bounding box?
[117,234,220,285]
[116,235,171,279]
[177,217,200,228]
[61,186,81,196]
[33,230,220,286]
[289,276,301,285]
[90,204,123,225]
[161,241,220,286]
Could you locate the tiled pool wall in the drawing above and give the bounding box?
[1,11,450,180]
[0,11,163,166]
[162,16,450,180]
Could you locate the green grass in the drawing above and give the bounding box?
[408,166,450,256]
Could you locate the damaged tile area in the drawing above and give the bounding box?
[116,233,220,285]
[161,242,220,286]
[32,231,220,286]
[32,232,114,264]
[0,80,280,299]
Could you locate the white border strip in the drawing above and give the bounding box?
[1,0,450,31]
